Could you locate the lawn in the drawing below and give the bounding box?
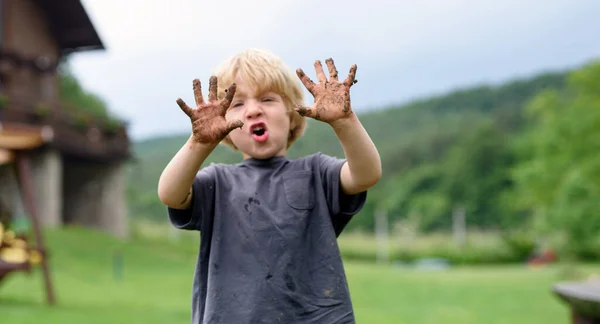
[0,227,597,323]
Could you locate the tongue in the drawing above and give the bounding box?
[252,130,269,142]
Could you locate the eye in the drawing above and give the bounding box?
[262,97,273,102]
[232,102,244,108]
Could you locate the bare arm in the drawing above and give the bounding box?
[157,77,242,209]
[296,59,381,195]
[157,136,217,209]
[331,114,381,195]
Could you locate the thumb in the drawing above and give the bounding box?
[176,98,194,117]
[225,120,244,133]
[295,105,314,118]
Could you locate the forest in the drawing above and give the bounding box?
[59,58,600,263]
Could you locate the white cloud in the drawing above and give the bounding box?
[69,0,600,139]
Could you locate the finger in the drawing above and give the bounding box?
[225,119,244,133]
[296,68,316,95]
[220,83,237,115]
[325,58,338,82]
[193,79,204,106]
[208,76,218,102]
[314,60,327,83]
[343,64,358,88]
[295,105,314,118]
[176,98,194,117]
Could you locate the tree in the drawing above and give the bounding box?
[511,60,600,259]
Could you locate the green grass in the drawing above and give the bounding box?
[0,226,598,323]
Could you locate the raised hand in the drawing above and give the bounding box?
[176,76,243,144]
[295,58,358,124]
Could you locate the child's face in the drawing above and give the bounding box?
[225,79,291,160]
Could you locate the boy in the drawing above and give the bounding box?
[158,49,381,323]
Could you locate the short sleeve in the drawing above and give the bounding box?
[167,165,216,231]
[316,153,367,236]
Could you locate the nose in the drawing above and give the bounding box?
[244,100,263,120]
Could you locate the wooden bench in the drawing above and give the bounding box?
[553,279,600,324]
[0,260,30,284]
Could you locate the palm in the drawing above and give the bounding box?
[296,58,357,124]
[176,77,242,144]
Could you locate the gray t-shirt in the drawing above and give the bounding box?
[168,152,367,324]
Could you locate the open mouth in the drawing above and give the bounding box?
[250,122,269,142]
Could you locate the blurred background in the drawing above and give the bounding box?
[1,0,600,323]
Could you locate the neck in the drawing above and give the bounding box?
[241,154,288,167]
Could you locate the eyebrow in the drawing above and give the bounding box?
[231,92,248,100]
[231,90,281,101]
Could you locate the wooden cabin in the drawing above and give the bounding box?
[0,0,131,238]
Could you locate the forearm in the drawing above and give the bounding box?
[157,135,217,208]
[331,113,382,194]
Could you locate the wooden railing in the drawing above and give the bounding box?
[0,93,131,162]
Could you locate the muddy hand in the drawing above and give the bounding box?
[176,76,243,144]
[295,58,358,124]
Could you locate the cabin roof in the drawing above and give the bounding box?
[33,0,105,53]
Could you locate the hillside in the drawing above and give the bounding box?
[126,68,570,232]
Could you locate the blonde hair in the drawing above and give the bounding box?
[213,48,306,150]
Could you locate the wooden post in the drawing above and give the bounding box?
[375,208,389,265]
[452,206,466,248]
[168,221,180,242]
[15,152,56,305]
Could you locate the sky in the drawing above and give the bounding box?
[68,0,600,140]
